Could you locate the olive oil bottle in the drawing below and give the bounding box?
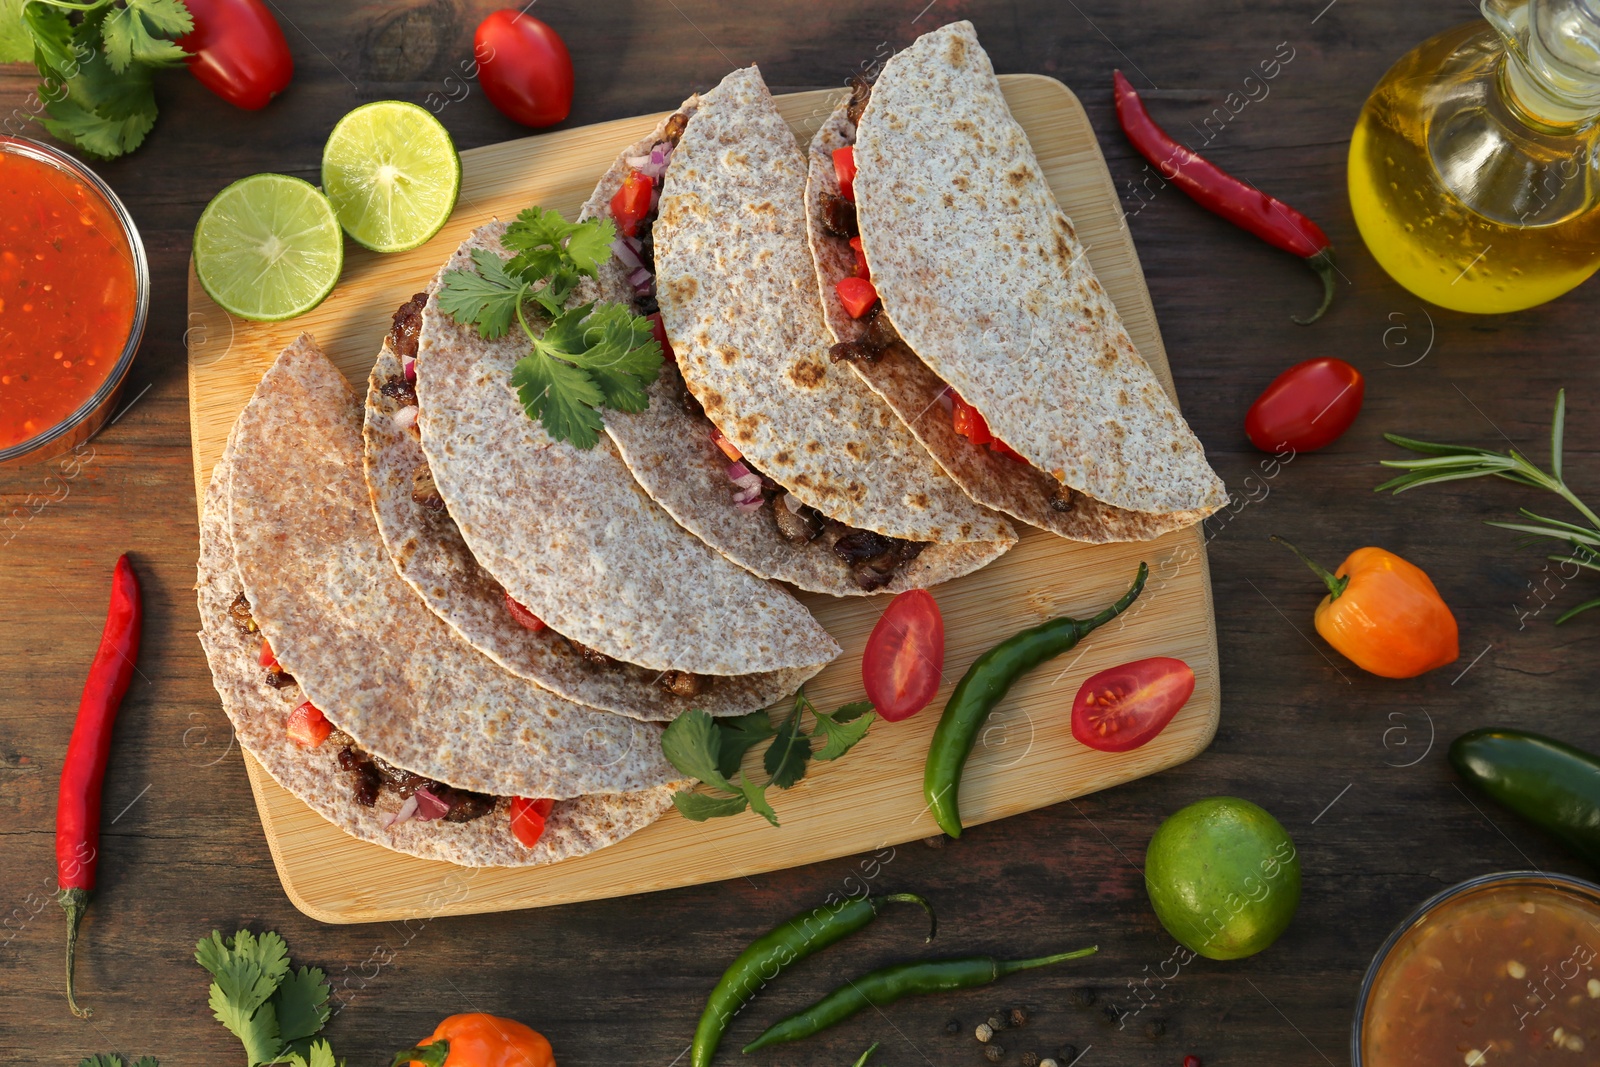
[1349,0,1600,313]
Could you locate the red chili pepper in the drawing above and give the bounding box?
[1112,70,1336,324]
[56,554,142,1019]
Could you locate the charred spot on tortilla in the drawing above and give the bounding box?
[716,344,740,366]
[665,275,698,302]
[787,360,826,390]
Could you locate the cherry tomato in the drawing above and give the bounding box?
[848,236,870,280]
[610,171,653,238]
[503,591,546,632]
[1071,657,1194,753]
[1244,357,1364,454]
[835,276,879,319]
[286,701,332,748]
[509,796,556,848]
[989,438,1028,463]
[833,146,857,202]
[257,637,278,669]
[862,589,945,722]
[474,11,574,129]
[177,0,293,111]
[950,393,992,446]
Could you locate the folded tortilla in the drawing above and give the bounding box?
[810,22,1227,542]
[619,66,1016,593]
[364,337,820,718]
[413,229,842,673]
[197,337,681,867]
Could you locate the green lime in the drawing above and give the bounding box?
[1144,797,1301,960]
[194,173,344,323]
[321,100,461,253]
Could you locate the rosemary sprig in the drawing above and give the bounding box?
[1378,390,1600,623]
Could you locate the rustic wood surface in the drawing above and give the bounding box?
[1,1,1594,1064]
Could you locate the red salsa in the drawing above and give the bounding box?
[1361,880,1600,1065]
[0,148,137,451]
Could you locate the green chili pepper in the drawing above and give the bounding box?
[691,893,935,1067]
[924,562,1148,838]
[742,946,1098,1053]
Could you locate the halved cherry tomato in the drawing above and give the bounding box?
[1244,357,1364,454]
[647,311,674,361]
[1070,657,1195,753]
[862,589,945,722]
[286,701,333,748]
[610,171,654,239]
[848,236,870,280]
[504,591,546,632]
[178,0,294,111]
[950,393,992,446]
[710,426,742,462]
[475,10,574,128]
[509,796,556,848]
[833,146,858,202]
[835,276,879,319]
[989,438,1028,464]
[257,637,279,670]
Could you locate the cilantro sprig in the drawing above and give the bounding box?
[195,929,343,1067]
[5,0,194,160]
[663,689,877,826]
[437,206,663,449]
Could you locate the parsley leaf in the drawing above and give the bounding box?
[741,779,779,827]
[195,928,340,1067]
[552,303,663,414]
[280,1039,343,1067]
[511,333,607,450]
[438,250,527,341]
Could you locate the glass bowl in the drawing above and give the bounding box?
[1352,870,1600,1066]
[0,136,149,466]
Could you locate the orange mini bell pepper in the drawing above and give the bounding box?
[396,1013,556,1067]
[1274,537,1459,678]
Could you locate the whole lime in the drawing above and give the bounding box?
[1144,796,1300,960]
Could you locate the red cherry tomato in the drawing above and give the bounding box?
[862,589,945,722]
[1071,657,1194,753]
[177,0,293,111]
[503,591,546,632]
[474,11,574,129]
[1244,357,1364,453]
[835,276,879,319]
[832,146,858,202]
[610,171,654,238]
[509,796,556,847]
[950,393,992,446]
[286,701,332,748]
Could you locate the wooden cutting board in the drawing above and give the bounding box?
[187,75,1220,924]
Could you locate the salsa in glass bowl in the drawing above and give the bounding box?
[0,136,147,465]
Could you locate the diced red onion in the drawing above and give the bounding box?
[611,237,643,272]
[393,405,419,431]
[734,496,766,513]
[413,787,450,822]
[403,358,416,382]
[782,492,805,514]
[726,460,751,482]
[623,235,643,254]
[732,475,763,496]
[627,266,655,295]
[381,794,419,829]
[626,153,651,169]
[935,385,954,414]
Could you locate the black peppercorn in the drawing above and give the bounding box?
[984,1044,1005,1063]
[1020,1053,1039,1067]
[1057,1045,1079,1064]
[1008,1006,1028,1028]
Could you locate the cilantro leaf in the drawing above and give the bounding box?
[502,207,615,279]
[196,929,290,1065]
[554,303,663,414]
[661,709,738,793]
[101,0,189,74]
[274,965,331,1055]
[78,1058,160,1067]
[741,779,779,827]
[0,0,33,62]
[672,791,749,821]
[22,2,76,71]
[437,250,527,340]
[281,1039,342,1067]
[564,216,617,275]
[813,703,877,762]
[714,711,774,779]
[511,341,606,450]
[763,702,812,789]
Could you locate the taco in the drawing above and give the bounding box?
[591,66,1017,596]
[805,22,1227,543]
[197,336,684,867]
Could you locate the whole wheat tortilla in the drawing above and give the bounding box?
[414,228,840,675]
[589,110,1015,594]
[806,98,1209,543]
[852,22,1227,521]
[198,438,678,868]
[363,338,819,714]
[227,334,683,800]
[651,65,1016,553]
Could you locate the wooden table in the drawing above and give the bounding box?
[2,2,1593,1064]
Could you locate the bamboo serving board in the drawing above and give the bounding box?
[187,75,1220,924]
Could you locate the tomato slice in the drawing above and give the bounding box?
[950,393,992,446]
[848,236,870,280]
[835,276,879,319]
[1244,357,1365,454]
[833,145,858,202]
[504,591,546,632]
[862,589,945,722]
[509,796,557,848]
[1071,657,1195,753]
[258,637,279,670]
[610,171,654,238]
[646,311,674,361]
[286,701,333,748]
[710,426,742,462]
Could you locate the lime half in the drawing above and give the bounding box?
[194,173,344,323]
[321,100,461,253]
